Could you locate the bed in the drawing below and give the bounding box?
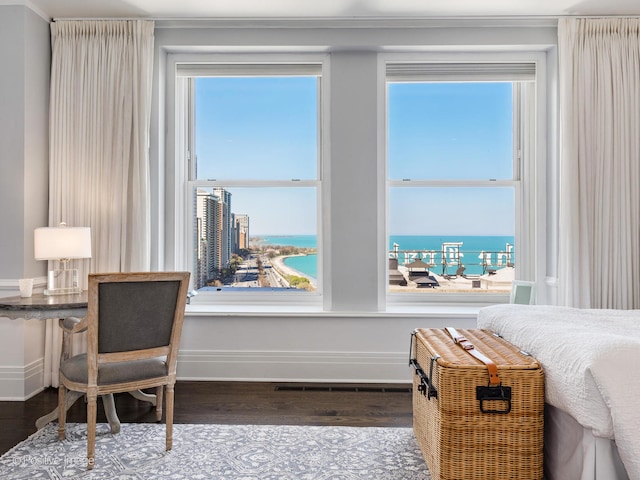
[477,304,640,480]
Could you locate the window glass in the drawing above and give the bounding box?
[188,73,321,295]
[192,186,317,291]
[388,187,515,290]
[387,79,523,296]
[388,82,513,181]
[195,77,318,181]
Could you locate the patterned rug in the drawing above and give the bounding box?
[0,423,430,479]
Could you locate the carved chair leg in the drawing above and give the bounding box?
[155,386,164,422]
[165,384,174,451]
[57,384,67,440]
[86,392,97,470]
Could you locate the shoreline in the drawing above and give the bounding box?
[270,254,317,287]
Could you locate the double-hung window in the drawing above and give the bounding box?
[385,57,538,302]
[172,59,324,303]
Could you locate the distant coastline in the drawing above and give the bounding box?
[252,234,515,279]
[252,235,317,249]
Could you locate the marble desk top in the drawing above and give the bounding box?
[0,292,87,320]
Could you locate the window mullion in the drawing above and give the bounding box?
[189,179,319,188]
[388,179,517,188]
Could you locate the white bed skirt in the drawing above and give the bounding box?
[545,404,629,480]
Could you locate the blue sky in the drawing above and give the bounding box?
[388,82,513,180]
[195,77,317,181]
[195,77,515,236]
[387,82,515,236]
[195,77,318,235]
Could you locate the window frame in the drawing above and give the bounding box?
[166,53,329,306]
[380,52,546,305]
[162,50,547,311]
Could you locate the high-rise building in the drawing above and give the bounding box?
[234,214,250,252]
[213,187,233,268]
[195,189,218,287]
[194,188,233,288]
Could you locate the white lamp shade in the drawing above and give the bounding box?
[34,226,92,260]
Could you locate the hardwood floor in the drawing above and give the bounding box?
[0,381,413,456]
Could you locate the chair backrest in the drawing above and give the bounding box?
[86,272,190,383]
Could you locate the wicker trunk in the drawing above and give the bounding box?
[410,328,544,480]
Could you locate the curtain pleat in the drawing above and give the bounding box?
[45,20,154,387]
[558,18,640,309]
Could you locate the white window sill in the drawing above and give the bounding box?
[185,302,483,318]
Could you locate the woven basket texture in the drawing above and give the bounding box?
[411,328,544,480]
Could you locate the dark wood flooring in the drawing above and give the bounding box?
[0,381,413,455]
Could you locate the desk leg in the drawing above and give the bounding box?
[101,394,121,434]
[35,391,83,430]
[128,390,157,406]
[35,392,122,434]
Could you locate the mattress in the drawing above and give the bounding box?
[477,304,640,480]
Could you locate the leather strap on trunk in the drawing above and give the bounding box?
[445,327,501,386]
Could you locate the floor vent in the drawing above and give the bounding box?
[275,386,411,393]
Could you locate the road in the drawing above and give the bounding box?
[231,258,260,288]
[230,255,292,289]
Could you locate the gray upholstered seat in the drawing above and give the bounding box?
[60,354,168,385]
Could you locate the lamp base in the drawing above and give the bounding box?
[44,268,82,296]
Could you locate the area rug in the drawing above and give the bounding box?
[0,423,430,479]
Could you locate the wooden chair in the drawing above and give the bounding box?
[57,271,190,469]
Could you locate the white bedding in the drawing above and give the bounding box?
[477,304,640,480]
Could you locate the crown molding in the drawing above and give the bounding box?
[155,16,559,30]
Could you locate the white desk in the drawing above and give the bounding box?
[0,292,156,432]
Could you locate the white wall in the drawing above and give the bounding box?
[0,15,559,398]
[0,5,50,399]
[0,6,27,281]
[328,51,382,312]
[23,6,51,279]
[152,20,559,383]
[0,5,50,284]
[177,312,477,382]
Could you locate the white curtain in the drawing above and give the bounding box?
[44,20,155,387]
[558,18,640,309]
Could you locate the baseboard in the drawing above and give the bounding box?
[0,349,411,398]
[0,358,45,401]
[176,350,411,383]
[24,358,45,399]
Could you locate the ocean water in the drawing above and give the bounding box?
[283,254,318,279]
[254,235,515,279]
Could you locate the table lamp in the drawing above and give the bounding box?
[34,223,92,295]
